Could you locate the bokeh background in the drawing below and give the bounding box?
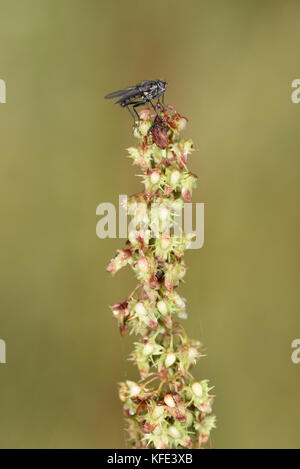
[0,0,299,449]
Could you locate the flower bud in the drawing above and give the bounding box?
[157,300,168,316]
[127,381,141,397]
[128,230,137,246]
[143,342,153,355]
[164,394,176,408]
[199,402,212,413]
[182,188,192,202]
[139,108,152,120]
[161,235,171,249]
[182,173,197,201]
[138,120,152,136]
[188,347,198,359]
[135,302,147,316]
[156,438,168,449]
[106,249,132,276]
[152,405,165,420]
[165,352,176,368]
[165,186,173,196]
[176,117,187,131]
[168,425,181,439]
[138,257,149,272]
[173,292,185,309]
[178,311,188,320]
[170,170,180,186]
[153,425,162,435]
[150,170,160,184]
[161,314,171,331]
[185,410,194,427]
[182,139,194,156]
[158,206,169,222]
[119,387,127,402]
[192,382,203,397]
[182,438,192,448]
[126,146,140,160]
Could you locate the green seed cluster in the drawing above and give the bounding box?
[107,105,215,449]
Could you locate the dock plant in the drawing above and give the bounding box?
[107,104,215,448]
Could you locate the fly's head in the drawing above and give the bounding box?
[157,80,167,94]
[152,80,167,99]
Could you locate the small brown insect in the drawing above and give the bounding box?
[149,116,168,149]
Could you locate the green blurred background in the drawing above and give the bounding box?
[0,0,299,449]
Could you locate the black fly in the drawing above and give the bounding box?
[104,80,167,121]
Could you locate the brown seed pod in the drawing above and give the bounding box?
[140,420,157,434]
[150,117,168,149]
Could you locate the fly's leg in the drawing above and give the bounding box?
[149,100,161,118]
[132,101,147,120]
[149,99,157,112]
[125,105,136,124]
[149,99,168,122]
[132,106,140,121]
[157,94,166,112]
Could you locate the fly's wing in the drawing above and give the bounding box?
[115,88,142,105]
[104,86,136,100]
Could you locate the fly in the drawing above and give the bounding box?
[104,79,167,121]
